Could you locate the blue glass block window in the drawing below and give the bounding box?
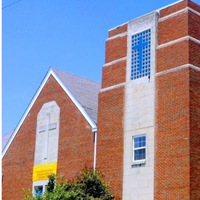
[131,29,151,80]
[133,135,146,161]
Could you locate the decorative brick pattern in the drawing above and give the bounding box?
[2,75,94,200]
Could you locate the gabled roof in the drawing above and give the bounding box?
[2,67,101,158]
[52,68,100,123]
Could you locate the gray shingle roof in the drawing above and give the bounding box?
[52,67,101,123]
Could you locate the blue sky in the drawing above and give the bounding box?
[3,0,200,135]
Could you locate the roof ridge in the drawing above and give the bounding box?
[50,67,101,85]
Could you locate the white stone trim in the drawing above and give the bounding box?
[188,7,200,17]
[2,68,97,158]
[159,7,200,22]
[106,32,127,41]
[108,22,128,32]
[32,180,48,196]
[100,83,125,93]
[157,36,188,49]
[103,57,127,67]
[108,11,157,34]
[189,64,200,72]
[123,11,157,200]
[157,36,200,49]
[156,64,200,76]
[190,36,200,45]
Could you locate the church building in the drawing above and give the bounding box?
[2,0,200,199]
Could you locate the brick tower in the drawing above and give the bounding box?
[97,0,200,199]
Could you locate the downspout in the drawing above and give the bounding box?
[93,130,97,172]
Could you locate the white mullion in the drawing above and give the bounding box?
[134,146,145,151]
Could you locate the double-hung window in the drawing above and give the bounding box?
[133,135,146,162]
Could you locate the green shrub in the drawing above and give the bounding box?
[23,169,114,200]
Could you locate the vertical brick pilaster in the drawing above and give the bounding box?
[155,1,200,199]
[189,68,200,199]
[97,25,127,199]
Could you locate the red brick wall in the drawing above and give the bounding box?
[158,9,200,44]
[97,25,127,199]
[158,12,188,45]
[105,36,127,63]
[97,87,124,200]
[188,0,200,13]
[189,40,200,68]
[157,40,189,72]
[155,0,200,199]
[155,68,190,199]
[188,11,200,40]
[2,75,94,200]
[108,24,127,37]
[102,60,126,88]
[159,0,200,21]
[189,68,200,199]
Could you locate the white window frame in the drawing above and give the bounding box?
[32,180,48,197]
[34,185,44,196]
[132,135,146,164]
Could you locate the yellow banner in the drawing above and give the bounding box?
[32,162,57,181]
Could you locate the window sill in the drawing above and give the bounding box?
[131,160,146,168]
